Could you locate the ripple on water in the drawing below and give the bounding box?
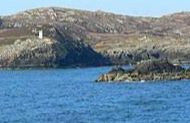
[0,67,190,123]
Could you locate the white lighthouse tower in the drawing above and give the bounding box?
[38,30,43,39]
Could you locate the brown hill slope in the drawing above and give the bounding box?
[1,7,190,67]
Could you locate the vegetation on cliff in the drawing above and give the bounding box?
[1,7,190,67]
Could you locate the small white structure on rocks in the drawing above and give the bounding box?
[39,30,43,39]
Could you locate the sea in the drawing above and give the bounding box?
[0,66,190,123]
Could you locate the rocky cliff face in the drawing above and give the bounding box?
[0,36,109,68]
[0,18,110,67]
[1,7,190,67]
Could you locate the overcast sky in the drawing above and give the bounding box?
[1,0,190,16]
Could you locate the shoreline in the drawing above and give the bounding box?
[0,62,189,70]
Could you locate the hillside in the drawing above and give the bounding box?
[1,7,190,67]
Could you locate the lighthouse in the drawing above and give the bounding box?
[38,30,43,39]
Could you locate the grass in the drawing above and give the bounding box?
[90,32,190,53]
[0,27,34,46]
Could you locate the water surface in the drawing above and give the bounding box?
[0,67,190,123]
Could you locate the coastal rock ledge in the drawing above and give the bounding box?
[96,60,190,82]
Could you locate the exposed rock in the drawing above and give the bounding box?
[1,8,190,67]
[134,60,184,74]
[96,67,126,82]
[0,36,110,68]
[96,60,190,82]
[0,17,3,28]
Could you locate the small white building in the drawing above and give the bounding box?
[38,30,43,39]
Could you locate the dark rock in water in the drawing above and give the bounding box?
[96,66,127,82]
[108,66,126,74]
[96,60,190,82]
[134,60,184,74]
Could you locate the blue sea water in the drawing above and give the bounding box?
[0,66,190,123]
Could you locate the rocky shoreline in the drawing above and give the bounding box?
[2,8,190,67]
[96,60,190,82]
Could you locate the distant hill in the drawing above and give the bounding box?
[0,7,190,67]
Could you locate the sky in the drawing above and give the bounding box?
[0,0,190,17]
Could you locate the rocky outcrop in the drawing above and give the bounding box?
[96,60,190,82]
[133,60,184,74]
[1,8,190,67]
[0,18,3,28]
[0,36,109,68]
[0,38,56,67]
